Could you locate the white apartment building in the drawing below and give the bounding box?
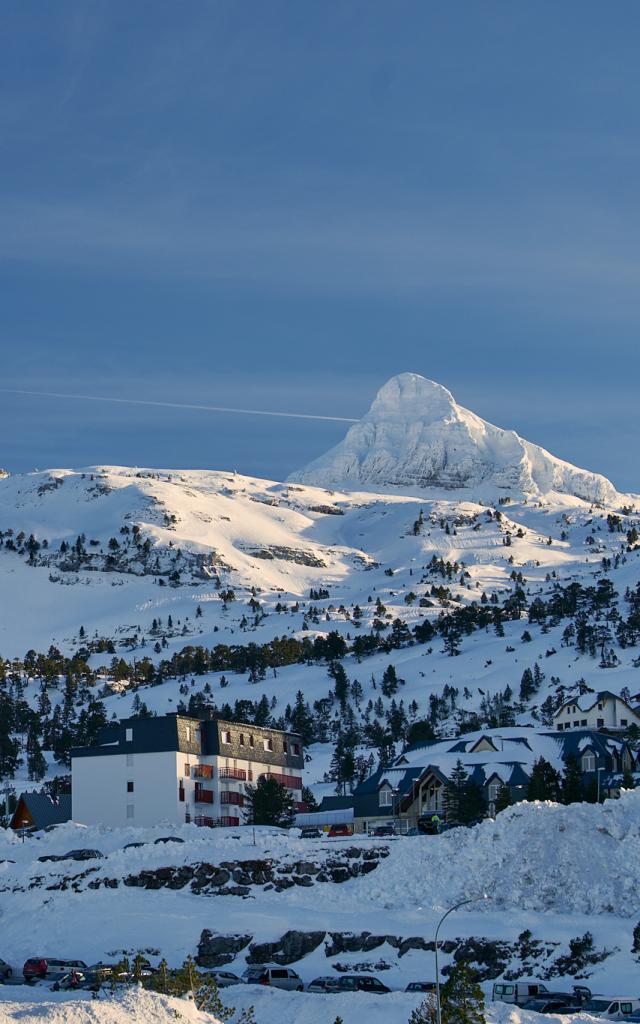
[553,690,640,732]
[71,714,304,829]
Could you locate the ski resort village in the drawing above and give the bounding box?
[2,374,640,1024]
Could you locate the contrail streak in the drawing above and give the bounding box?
[0,388,359,424]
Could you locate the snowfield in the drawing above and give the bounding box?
[0,983,628,1024]
[0,795,639,1003]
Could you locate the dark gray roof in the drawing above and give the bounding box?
[319,795,354,812]
[12,791,71,830]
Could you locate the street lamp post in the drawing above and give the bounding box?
[597,766,605,803]
[434,894,489,1024]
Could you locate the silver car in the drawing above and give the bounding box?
[307,976,339,993]
[244,966,303,991]
[209,970,241,988]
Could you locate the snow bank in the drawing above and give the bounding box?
[0,988,219,1023]
[323,789,640,918]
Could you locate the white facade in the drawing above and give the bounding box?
[553,692,640,732]
[71,717,304,829]
[72,750,185,828]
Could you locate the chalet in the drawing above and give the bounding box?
[352,727,637,833]
[10,790,72,831]
[71,713,304,829]
[553,691,640,732]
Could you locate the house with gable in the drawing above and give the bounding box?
[352,727,637,833]
[553,690,640,732]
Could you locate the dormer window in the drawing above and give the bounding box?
[125,728,133,742]
[379,787,393,807]
[581,752,596,772]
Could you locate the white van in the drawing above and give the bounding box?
[583,998,640,1020]
[492,981,549,1005]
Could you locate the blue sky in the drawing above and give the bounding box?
[2,2,640,488]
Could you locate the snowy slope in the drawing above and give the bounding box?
[290,373,627,503]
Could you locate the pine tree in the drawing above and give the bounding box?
[245,776,295,827]
[444,760,468,822]
[519,668,535,701]
[440,963,485,1024]
[561,754,584,804]
[26,720,47,781]
[409,995,437,1024]
[527,757,561,802]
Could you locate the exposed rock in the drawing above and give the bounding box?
[248,930,326,965]
[197,930,252,968]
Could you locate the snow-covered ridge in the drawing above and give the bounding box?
[290,373,629,504]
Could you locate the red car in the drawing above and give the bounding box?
[327,823,352,837]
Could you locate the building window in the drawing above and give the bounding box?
[127,780,134,793]
[581,753,596,772]
[488,782,501,803]
[249,735,254,747]
[239,734,245,746]
[581,720,587,727]
[379,787,393,807]
[598,703,603,710]
[263,737,273,752]
[597,718,604,727]
[185,726,191,742]
[126,753,134,767]
[126,805,134,819]
[283,741,288,753]
[125,728,133,742]
[621,719,628,726]
[292,742,300,755]
[222,730,231,744]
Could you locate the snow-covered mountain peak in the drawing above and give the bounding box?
[290,372,626,504]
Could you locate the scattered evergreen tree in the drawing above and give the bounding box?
[561,754,584,804]
[440,962,485,1024]
[527,757,561,802]
[245,775,295,827]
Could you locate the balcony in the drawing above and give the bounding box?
[221,791,244,807]
[192,764,213,779]
[220,816,240,827]
[195,785,214,804]
[219,767,247,781]
[262,772,302,790]
[193,815,215,828]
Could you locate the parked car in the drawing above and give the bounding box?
[368,824,395,837]
[208,970,241,988]
[154,836,184,845]
[406,982,437,993]
[327,824,352,837]
[335,975,390,993]
[307,976,340,993]
[522,998,582,1014]
[124,842,145,850]
[300,828,322,840]
[23,958,88,981]
[38,849,103,863]
[583,998,640,1020]
[0,959,12,981]
[243,966,303,991]
[492,981,550,1006]
[52,971,86,991]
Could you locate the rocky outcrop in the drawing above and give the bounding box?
[247,931,326,965]
[197,931,252,967]
[68,849,389,898]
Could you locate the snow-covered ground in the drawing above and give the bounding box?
[1,795,639,1003]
